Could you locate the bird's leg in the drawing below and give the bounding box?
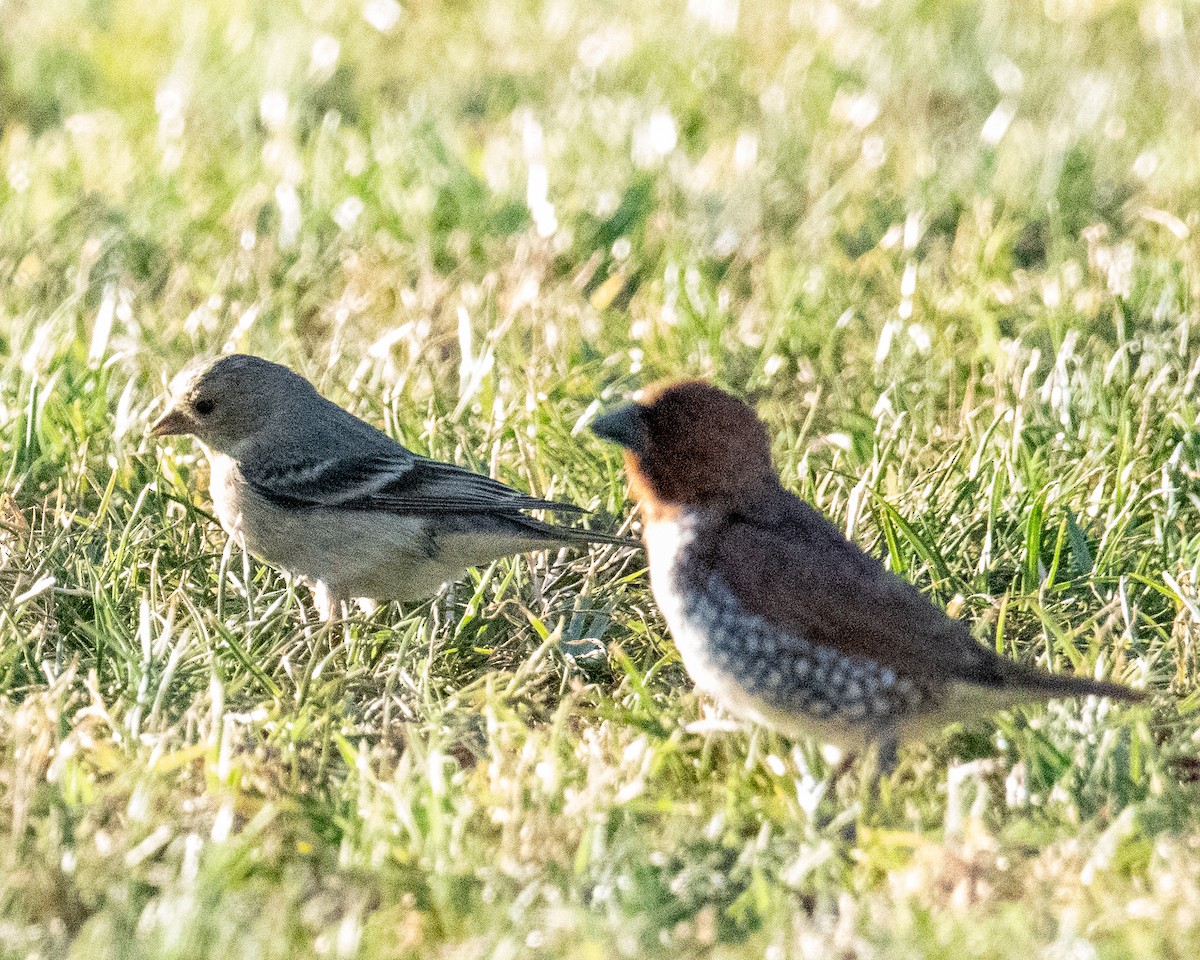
[818,748,862,846]
[312,582,353,648]
[877,733,899,777]
[440,580,456,629]
[857,730,900,824]
[427,584,450,669]
[828,749,857,785]
[313,581,336,624]
[241,545,256,623]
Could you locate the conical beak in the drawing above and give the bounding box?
[150,407,195,437]
[590,403,648,455]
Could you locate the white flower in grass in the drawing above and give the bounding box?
[363,0,402,32]
[309,35,340,78]
[259,90,288,130]
[333,196,364,231]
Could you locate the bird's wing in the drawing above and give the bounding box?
[243,451,587,515]
[701,489,1008,688]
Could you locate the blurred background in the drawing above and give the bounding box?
[4,0,1197,406]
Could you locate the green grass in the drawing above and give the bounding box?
[3,0,1200,955]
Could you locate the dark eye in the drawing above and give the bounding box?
[194,398,215,416]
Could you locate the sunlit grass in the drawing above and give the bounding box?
[3,0,1200,956]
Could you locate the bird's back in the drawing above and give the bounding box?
[688,483,1141,703]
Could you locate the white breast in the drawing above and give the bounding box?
[207,452,245,541]
[643,516,694,631]
[643,514,733,695]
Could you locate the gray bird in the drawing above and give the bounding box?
[152,354,629,620]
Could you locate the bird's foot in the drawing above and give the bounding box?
[854,735,900,825]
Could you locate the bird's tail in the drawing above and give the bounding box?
[511,514,640,548]
[1003,661,1147,703]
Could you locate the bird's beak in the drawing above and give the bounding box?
[591,403,648,455]
[150,407,195,437]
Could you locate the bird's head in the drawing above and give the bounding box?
[151,354,318,457]
[591,380,777,517]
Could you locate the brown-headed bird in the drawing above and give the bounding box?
[591,380,1145,765]
[152,354,630,620]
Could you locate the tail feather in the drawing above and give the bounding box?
[511,513,640,549]
[1003,661,1147,703]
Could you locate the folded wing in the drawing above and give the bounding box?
[704,489,1009,689]
[243,451,587,516]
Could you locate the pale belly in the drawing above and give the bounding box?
[208,456,461,603]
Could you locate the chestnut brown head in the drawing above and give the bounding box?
[591,380,777,517]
